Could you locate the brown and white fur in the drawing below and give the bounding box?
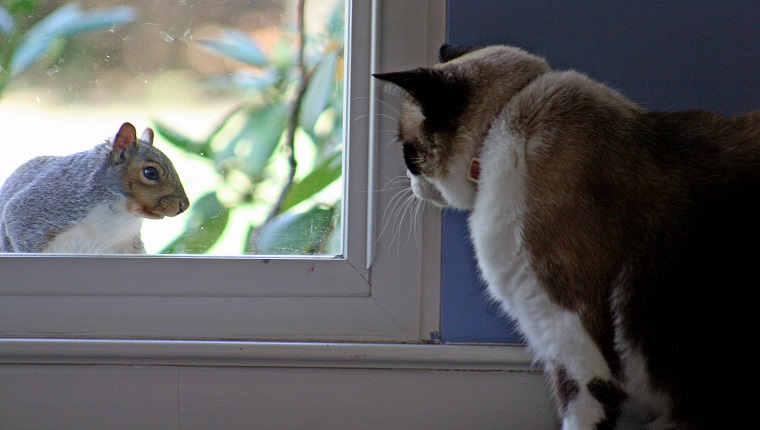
[375,45,760,430]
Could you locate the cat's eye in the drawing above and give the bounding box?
[143,166,159,181]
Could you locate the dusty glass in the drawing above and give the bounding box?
[0,0,344,255]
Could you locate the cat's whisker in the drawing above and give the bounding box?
[398,193,420,249]
[394,190,425,252]
[384,137,401,147]
[360,175,411,195]
[369,129,401,135]
[377,179,414,245]
[410,197,426,249]
[352,113,400,123]
[377,177,424,252]
[387,193,410,254]
[381,174,410,191]
[350,96,402,116]
[406,194,429,250]
[369,130,401,140]
[374,172,433,252]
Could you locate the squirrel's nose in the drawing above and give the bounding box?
[177,199,189,215]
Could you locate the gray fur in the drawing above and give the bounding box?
[0,123,188,253]
[1,145,114,252]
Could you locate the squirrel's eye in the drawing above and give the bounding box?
[143,166,159,181]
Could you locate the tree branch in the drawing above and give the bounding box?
[264,0,309,223]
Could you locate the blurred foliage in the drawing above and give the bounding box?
[156,0,344,255]
[0,0,135,98]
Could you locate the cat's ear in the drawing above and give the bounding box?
[373,68,442,105]
[439,44,483,63]
[373,68,468,127]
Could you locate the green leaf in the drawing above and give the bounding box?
[300,51,338,132]
[0,7,14,35]
[152,120,209,155]
[5,0,37,15]
[160,192,229,254]
[10,3,135,77]
[326,4,345,40]
[232,103,288,179]
[279,151,342,213]
[254,205,336,255]
[197,29,267,67]
[10,3,79,76]
[203,68,277,93]
[61,6,136,36]
[270,39,295,72]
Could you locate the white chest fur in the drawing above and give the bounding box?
[42,202,144,254]
[470,114,611,393]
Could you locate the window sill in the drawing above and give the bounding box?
[0,340,558,429]
[0,338,534,371]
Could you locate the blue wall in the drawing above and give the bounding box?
[440,0,760,343]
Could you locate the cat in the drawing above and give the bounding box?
[374,44,760,430]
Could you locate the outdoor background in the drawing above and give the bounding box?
[0,0,344,255]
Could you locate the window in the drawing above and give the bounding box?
[0,0,446,342]
[1,0,344,256]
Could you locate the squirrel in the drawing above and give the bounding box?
[0,122,189,254]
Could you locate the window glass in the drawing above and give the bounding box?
[0,0,445,342]
[0,0,344,256]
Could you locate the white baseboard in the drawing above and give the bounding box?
[0,340,560,429]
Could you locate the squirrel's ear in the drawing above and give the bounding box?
[140,128,155,147]
[111,122,137,163]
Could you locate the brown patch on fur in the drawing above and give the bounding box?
[121,156,188,218]
[551,366,579,415]
[516,72,649,373]
[587,378,626,430]
[522,94,760,422]
[113,129,189,219]
[43,229,61,246]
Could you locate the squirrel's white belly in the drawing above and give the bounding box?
[42,203,144,254]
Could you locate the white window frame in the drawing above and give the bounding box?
[0,0,445,343]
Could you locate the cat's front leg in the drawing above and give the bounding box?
[548,364,626,430]
[497,278,626,430]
